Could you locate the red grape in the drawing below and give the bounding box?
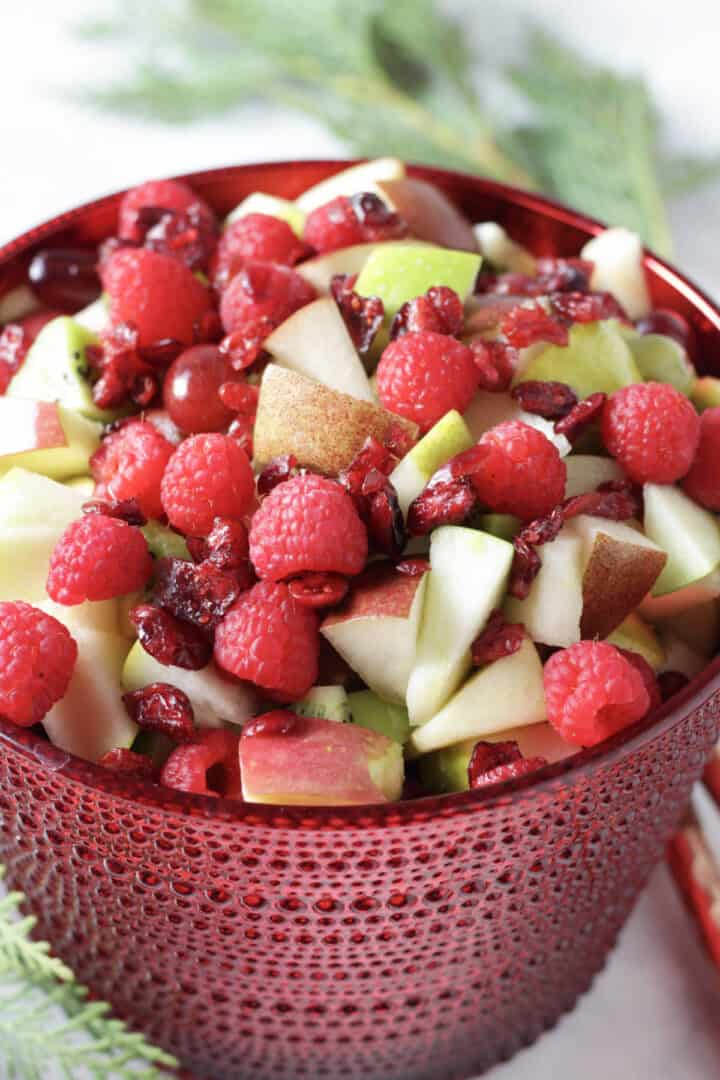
[162,345,237,434]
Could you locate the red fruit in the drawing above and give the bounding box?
[330,274,385,354]
[470,610,525,666]
[617,648,662,714]
[682,407,720,510]
[500,302,568,348]
[288,573,349,609]
[118,178,214,243]
[469,339,518,392]
[153,557,251,632]
[257,454,299,497]
[214,580,319,700]
[543,641,651,747]
[102,247,215,348]
[90,419,174,519]
[406,471,477,536]
[211,213,308,289]
[139,204,218,271]
[554,392,606,442]
[601,381,700,484]
[161,728,241,798]
[303,192,408,254]
[468,421,566,522]
[162,344,236,434]
[243,710,298,738]
[47,514,152,605]
[83,497,147,526]
[219,259,315,336]
[123,682,196,742]
[376,331,478,434]
[468,740,546,789]
[510,380,577,419]
[390,286,464,340]
[98,747,158,778]
[0,311,58,393]
[249,473,368,582]
[658,670,690,701]
[550,291,627,325]
[161,433,255,536]
[190,517,250,571]
[28,248,101,311]
[129,604,212,670]
[0,601,77,726]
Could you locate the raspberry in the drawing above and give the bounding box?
[601,381,700,484]
[90,420,175,519]
[161,728,241,798]
[390,286,464,340]
[682,407,720,510]
[249,473,368,582]
[211,214,308,289]
[303,193,408,253]
[161,433,255,536]
[214,580,319,700]
[118,178,214,243]
[543,641,651,746]
[617,648,662,714]
[101,248,215,348]
[47,514,152,605]
[376,331,478,434]
[0,601,77,726]
[219,259,315,336]
[468,421,566,521]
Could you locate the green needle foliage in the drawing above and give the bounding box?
[0,869,177,1079]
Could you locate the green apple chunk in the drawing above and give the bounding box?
[390,410,473,515]
[472,222,536,274]
[122,640,256,729]
[43,628,136,763]
[692,376,720,413]
[626,332,696,395]
[407,526,513,727]
[141,520,191,561]
[321,563,428,705]
[515,320,642,399]
[0,398,100,480]
[641,484,720,612]
[296,157,405,212]
[581,227,651,320]
[225,192,306,236]
[410,637,545,754]
[650,601,719,657]
[74,294,109,333]
[264,297,374,401]
[348,691,410,744]
[477,513,521,542]
[418,720,575,794]
[239,715,404,805]
[463,391,571,457]
[292,685,350,724]
[354,244,481,318]
[564,454,624,498]
[606,612,665,671]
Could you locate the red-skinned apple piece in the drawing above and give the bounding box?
[0,397,101,479]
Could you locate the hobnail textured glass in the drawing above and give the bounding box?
[1,162,720,1080]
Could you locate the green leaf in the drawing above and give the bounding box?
[660,153,720,197]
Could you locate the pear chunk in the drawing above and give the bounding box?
[473,222,536,274]
[581,227,651,320]
[390,409,473,515]
[296,157,405,212]
[0,398,100,480]
[564,454,624,498]
[515,320,641,399]
[641,483,720,614]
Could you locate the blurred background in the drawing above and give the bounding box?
[1,2,719,1078]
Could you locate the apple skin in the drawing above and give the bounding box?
[0,398,66,456]
[239,714,404,805]
[375,177,478,252]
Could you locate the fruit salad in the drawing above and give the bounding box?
[0,158,718,806]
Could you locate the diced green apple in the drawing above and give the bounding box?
[515,320,642,398]
[463,391,571,456]
[581,227,651,320]
[692,377,720,413]
[626,332,695,395]
[74,294,109,334]
[606,612,665,670]
[390,410,473,515]
[564,454,624,498]
[477,513,521,542]
[641,484,720,612]
[295,157,405,212]
[0,526,73,603]
[321,562,428,705]
[239,715,404,805]
[39,597,119,636]
[374,177,478,251]
[347,691,410,744]
[407,526,513,726]
[225,192,306,236]
[0,398,100,480]
[472,222,537,274]
[264,297,374,401]
[292,685,350,724]
[141,520,191,561]
[410,637,546,754]
[354,244,481,318]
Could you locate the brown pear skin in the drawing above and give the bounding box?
[253,364,418,474]
[580,531,667,639]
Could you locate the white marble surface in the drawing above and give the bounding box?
[1,3,719,1078]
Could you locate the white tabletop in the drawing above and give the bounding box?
[1,3,720,1078]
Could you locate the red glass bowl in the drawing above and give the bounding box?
[1,162,720,1080]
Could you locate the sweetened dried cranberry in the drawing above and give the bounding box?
[153,557,247,631]
[218,320,274,371]
[349,192,407,236]
[384,422,416,459]
[98,747,158,778]
[508,538,542,600]
[550,290,627,325]
[0,323,28,393]
[471,610,525,666]
[554,391,606,442]
[82,497,147,527]
[87,321,160,410]
[658,670,691,701]
[469,748,547,788]
[227,414,254,457]
[257,455,299,496]
[339,436,394,498]
[562,482,640,523]
[469,339,517,392]
[218,380,259,414]
[123,682,196,742]
[468,740,522,786]
[366,484,406,558]
[407,474,477,536]
[129,604,212,670]
[200,517,250,571]
[535,257,594,293]
[243,710,298,738]
[500,303,568,348]
[511,380,577,418]
[485,272,541,297]
[395,557,430,576]
[27,247,100,310]
[517,506,565,547]
[330,274,384,354]
[288,573,349,608]
[139,203,218,271]
[390,286,464,340]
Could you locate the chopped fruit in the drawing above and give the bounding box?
[239,713,403,805]
[468,740,547,789]
[292,685,350,724]
[212,213,307,288]
[549,290,626,325]
[296,242,388,294]
[682,407,720,510]
[90,419,174,519]
[657,631,707,681]
[139,203,219,272]
[477,513,521,542]
[641,484,720,611]
[330,273,385,354]
[74,293,109,334]
[101,248,214,348]
[99,747,157,778]
[376,331,478,433]
[303,192,408,253]
[161,728,241,798]
[0,398,101,481]
[153,557,250,632]
[510,380,577,419]
[692,376,720,413]
[406,470,477,535]
[601,382,700,484]
[625,331,696,395]
[296,157,406,212]
[47,514,152,605]
[543,640,651,746]
[161,433,254,536]
[219,259,315,336]
[500,303,568,348]
[473,222,536,274]
[347,691,410,744]
[374,177,478,251]
[410,636,545,754]
[390,285,464,340]
[288,573,349,609]
[122,639,256,730]
[617,648,661,713]
[140,520,190,561]
[463,390,571,458]
[321,562,428,705]
[162,345,237,434]
[515,320,641,399]
[581,227,651,320]
[191,517,249,570]
[0,601,77,726]
[28,248,101,312]
[564,454,624,498]
[225,192,306,236]
[118,178,214,243]
[606,613,665,671]
[468,421,567,522]
[264,296,374,401]
[390,409,473,515]
[554,392,607,444]
[214,580,319,700]
[407,526,513,727]
[123,682,196,742]
[129,603,212,670]
[354,244,481,318]
[252,365,417,475]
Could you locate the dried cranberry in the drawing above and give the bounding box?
[562,482,640,523]
[153,557,248,631]
[98,747,158,779]
[658,670,691,701]
[395,557,430,576]
[257,455,299,497]
[469,339,517,392]
[330,274,384,354]
[468,740,523,786]
[123,682,196,742]
[554,392,606,442]
[550,290,627,325]
[87,321,160,410]
[198,517,250,571]
[227,414,254,457]
[139,203,218,271]
[338,437,394,499]
[218,380,259,415]
[390,286,464,340]
[27,247,101,311]
[218,319,275,371]
[384,422,416,459]
[337,436,406,554]
[129,604,212,670]
[508,538,542,600]
[140,338,185,368]
[288,573,349,609]
[517,506,565,548]
[471,610,525,666]
[510,380,577,419]
[82,497,147,527]
[535,257,594,293]
[243,710,298,738]
[500,303,568,348]
[407,474,477,536]
[349,192,407,237]
[485,272,541,297]
[470,751,548,788]
[366,484,406,558]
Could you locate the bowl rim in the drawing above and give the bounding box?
[1,157,720,827]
